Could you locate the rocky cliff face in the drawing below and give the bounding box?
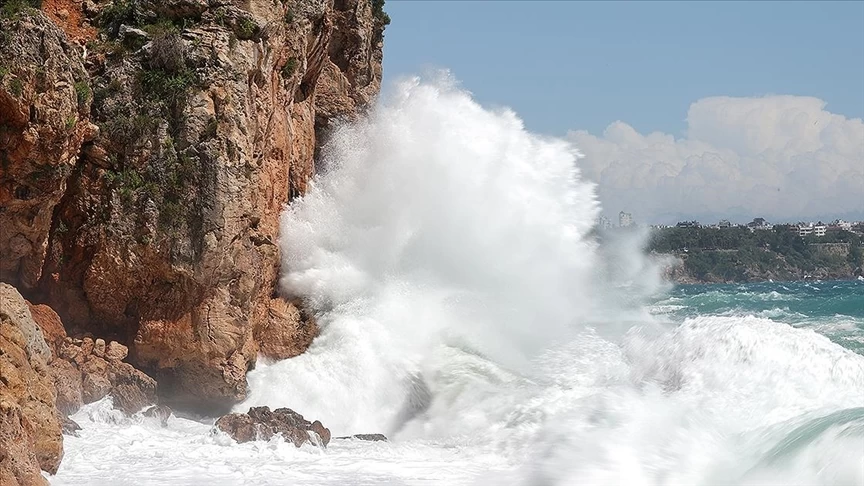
[0,284,61,486]
[1,0,385,415]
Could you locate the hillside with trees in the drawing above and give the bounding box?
[643,225,863,283]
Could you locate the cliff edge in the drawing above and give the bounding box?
[0,0,386,419]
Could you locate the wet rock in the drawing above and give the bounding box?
[78,356,157,414]
[254,299,318,361]
[80,357,111,403]
[61,416,81,436]
[143,405,172,427]
[54,333,156,415]
[109,362,158,414]
[50,359,83,415]
[214,413,263,443]
[215,406,331,447]
[310,420,331,445]
[336,433,389,442]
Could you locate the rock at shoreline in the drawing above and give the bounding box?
[0,284,62,481]
[60,416,81,436]
[143,405,173,427]
[0,0,385,415]
[215,406,331,447]
[26,293,158,416]
[335,433,388,442]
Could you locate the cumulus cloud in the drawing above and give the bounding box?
[568,95,864,224]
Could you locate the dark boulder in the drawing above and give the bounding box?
[215,406,331,447]
[335,433,388,442]
[143,405,172,427]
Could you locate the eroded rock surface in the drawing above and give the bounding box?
[0,0,385,414]
[215,406,331,447]
[0,284,62,483]
[26,299,158,415]
[0,11,92,292]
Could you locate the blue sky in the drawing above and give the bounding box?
[381,1,864,223]
[382,1,864,137]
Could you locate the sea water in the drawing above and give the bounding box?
[51,77,864,486]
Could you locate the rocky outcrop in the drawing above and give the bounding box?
[142,404,172,426]
[1,282,158,481]
[0,0,386,413]
[335,433,388,441]
[215,406,330,447]
[22,294,157,417]
[27,305,158,415]
[0,11,93,293]
[0,284,61,484]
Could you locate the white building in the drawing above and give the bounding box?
[814,224,827,237]
[619,211,634,228]
[834,219,852,231]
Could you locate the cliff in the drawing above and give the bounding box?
[1,0,384,421]
[1,284,61,486]
[662,249,863,284]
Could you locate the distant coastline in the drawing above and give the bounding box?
[645,226,864,284]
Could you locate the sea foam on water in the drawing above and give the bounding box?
[53,76,864,486]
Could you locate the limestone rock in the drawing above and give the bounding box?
[254,299,318,360]
[93,338,106,358]
[28,296,157,419]
[77,354,157,414]
[0,285,51,363]
[107,361,158,414]
[0,400,48,486]
[215,406,331,447]
[104,341,128,361]
[60,416,81,436]
[0,284,63,478]
[26,303,66,359]
[49,358,83,415]
[0,11,90,292]
[1,0,385,414]
[80,358,112,404]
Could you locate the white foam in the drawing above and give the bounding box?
[52,76,864,485]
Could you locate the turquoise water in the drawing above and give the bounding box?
[652,279,864,354]
[645,279,864,484]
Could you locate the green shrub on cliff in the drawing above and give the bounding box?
[8,77,22,96]
[372,0,390,26]
[74,80,91,108]
[139,68,195,105]
[281,58,298,79]
[138,24,197,131]
[1,0,41,19]
[236,18,257,40]
[99,0,142,38]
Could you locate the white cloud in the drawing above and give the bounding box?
[568,95,864,224]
